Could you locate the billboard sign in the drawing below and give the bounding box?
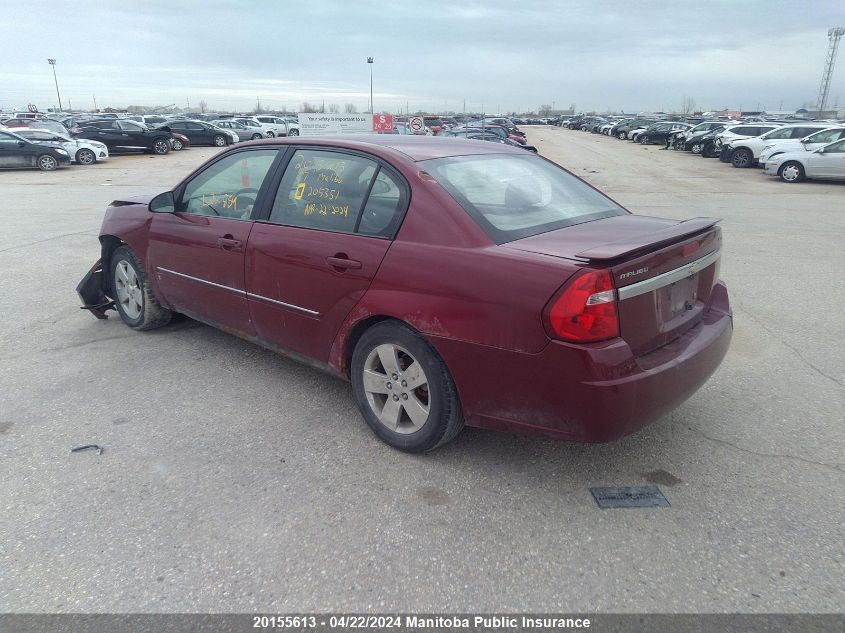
[297,113,373,136]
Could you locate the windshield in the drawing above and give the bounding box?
[420,154,626,244]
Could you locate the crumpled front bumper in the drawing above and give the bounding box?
[76,259,114,319]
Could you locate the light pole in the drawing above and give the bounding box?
[367,57,374,113]
[47,58,63,112]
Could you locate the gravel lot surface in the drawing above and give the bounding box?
[1,129,842,613]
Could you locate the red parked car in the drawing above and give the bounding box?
[77,136,732,452]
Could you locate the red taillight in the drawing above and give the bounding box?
[546,269,619,342]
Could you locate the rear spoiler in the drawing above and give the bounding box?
[575,217,721,261]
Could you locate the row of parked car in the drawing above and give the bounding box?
[0,112,302,171]
[557,115,845,183]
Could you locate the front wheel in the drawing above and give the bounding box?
[778,161,805,183]
[151,138,170,155]
[287,128,299,137]
[351,321,464,453]
[251,133,262,140]
[702,142,717,158]
[731,148,752,168]
[639,135,648,145]
[213,134,227,146]
[266,131,275,138]
[110,246,172,330]
[76,148,96,165]
[618,131,627,140]
[37,154,58,171]
[690,142,702,154]
[171,138,184,151]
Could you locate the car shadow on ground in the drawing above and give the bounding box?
[151,316,696,494]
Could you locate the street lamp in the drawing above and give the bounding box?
[367,57,374,113]
[47,58,63,112]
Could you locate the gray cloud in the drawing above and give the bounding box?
[3,0,844,113]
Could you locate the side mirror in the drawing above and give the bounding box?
[149,191,176,213]
[813,147,825,154]
[18,140,26,147]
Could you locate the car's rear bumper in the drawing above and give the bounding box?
[430,281,732,442]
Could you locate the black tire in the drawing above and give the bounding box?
[213,134,227,146]
[110,246,172,330]
[702,142,717,158]
[731,148,753,168]
[151,138,170,155]
[639,135,649,145]
[690,142,702,154]
[287,128,299,137]
[251,133,262,140]
[172,138,184,151]
[266,131,275,138]
[37,154,58,171]
[778,161,805,183]
[618,131,627,140]
[76,148,96,165]
[351,321,464,453]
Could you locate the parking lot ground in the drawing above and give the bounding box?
[0,133,843,612]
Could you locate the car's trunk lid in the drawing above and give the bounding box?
[505,215,723,356]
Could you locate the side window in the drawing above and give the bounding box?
[358,169,406,237]
[765,128,793,140]
[823,139,845,153]
[179,149,278,219]
[0,133,22,146]
[790,127,816,138]
[187,122,204,130]
[268,149,377,234]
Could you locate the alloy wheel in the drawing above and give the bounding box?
[114,259,143,320]
[77,149,95,165]
[362,344,430,434]
[38,155,57,171]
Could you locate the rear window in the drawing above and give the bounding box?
[420,154,626,244]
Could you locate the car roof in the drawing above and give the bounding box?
[241,134,523,162]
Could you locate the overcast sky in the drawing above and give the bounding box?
[3,0,844,114]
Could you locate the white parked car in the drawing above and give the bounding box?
[233,117,272,139]
[628,127,649,142]
[764,137,845,183]
[713,123,781,153]
[254,115,290,137]
[724,123,835,168]
[759,127,845,169]
[14,127,109,164]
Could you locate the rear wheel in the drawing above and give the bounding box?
[288,128,299,137]
[778,161,805,183]
[110,246,172,330]
[702,142,717,158]
[690,142,703,154]
[618,131,627,140]
[171,138,184,151]
[266,131,276,138]
[37,154,58,171]
[251,133,262,140]
[213,134,227,146]
[151,138,170,155]
[76,148,96,165]
[731,148,752,168]
[351,321,463,453]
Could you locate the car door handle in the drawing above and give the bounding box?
[326,256,362,270]
[217,236,243,251]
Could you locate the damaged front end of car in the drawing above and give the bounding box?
[76,259,114,319]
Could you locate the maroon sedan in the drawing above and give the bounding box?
[77,136,732,452]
